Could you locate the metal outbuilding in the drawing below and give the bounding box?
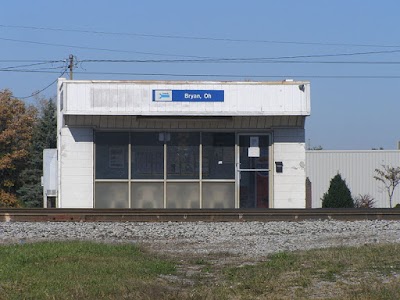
[56,79,310,209]
[306,150,400,208]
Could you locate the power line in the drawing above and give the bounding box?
[0,59,64,63]
[0,37,212,59]
[3,68,400,79]
[2,35,400,62]
[2,36,400,64]
[3,58,400,70]
[0,61,65,70]
[70,71,400,79]
[1,24,400,48]
[15,67,68,99]
[79,58,400,65]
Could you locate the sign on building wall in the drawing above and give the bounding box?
[153,90,224,102]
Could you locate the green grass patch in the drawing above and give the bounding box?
[221,244,400,299]
[1,242,400,299]
[0,241,176,300]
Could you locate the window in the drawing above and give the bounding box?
[131,132,164,179]
[167,132,200,179]
[202,133,235,179]
[95,132,129,179]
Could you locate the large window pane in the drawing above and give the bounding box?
[96,132,129,179]
[202,133,235,179]
[239,135,269,170]
[95,182,129,208]
[131,132,164,179]
[239,171,269,208]
[167,182,200,208]
[131,182,163,208]
[202,182,235,208]
[167,132,200,179]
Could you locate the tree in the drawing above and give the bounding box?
[0,90,36,207]
[17,98,57,207]
[374,165,400,208]
[322,173,354,208]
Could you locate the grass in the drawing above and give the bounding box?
[0,241,176,300]
[220,244,400,299]
[0,241,400,299]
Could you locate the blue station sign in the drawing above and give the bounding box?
[153,90,224,102]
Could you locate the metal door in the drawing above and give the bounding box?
[238,135,270,208]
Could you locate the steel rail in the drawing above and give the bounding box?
[1,208,400,222]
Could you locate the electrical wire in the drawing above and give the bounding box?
[1,24,400,48]
[3,68,399,79]
[0,61,65,70]
[2,36,400,62]
[70,71,400,79]
[0,59,64,63]
[79,58,400,65]
[15,67,68,99]
[0,37,212,59]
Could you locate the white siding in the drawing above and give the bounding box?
[61,80,310,117]
[273,128,306,208]
[59,127,94,208]
[306,151,400,208]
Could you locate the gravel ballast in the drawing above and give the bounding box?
[1,220,400,259]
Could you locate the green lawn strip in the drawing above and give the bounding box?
[1,242,400,300]
[220,244,400,299]
[0,241,176,300]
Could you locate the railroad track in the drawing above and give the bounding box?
[1,208,400,222]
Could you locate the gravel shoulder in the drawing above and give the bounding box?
[1,220,400,260]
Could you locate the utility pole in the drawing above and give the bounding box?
[68,54,74,80]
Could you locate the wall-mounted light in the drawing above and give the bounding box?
[298,84,305,92]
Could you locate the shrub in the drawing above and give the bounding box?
[354,194,375,208]
[322,173,354,208]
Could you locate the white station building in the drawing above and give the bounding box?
[56,79,310,209]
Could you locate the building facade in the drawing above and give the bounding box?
[56,79,310,209]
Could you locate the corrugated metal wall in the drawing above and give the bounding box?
[306,151,400,208]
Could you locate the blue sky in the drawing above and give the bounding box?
[1,1,400,150]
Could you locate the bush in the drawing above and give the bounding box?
[322,173,354,208]
[354,194,375,208]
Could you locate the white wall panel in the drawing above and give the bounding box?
[59,127,94,208]
[306,151,400,208]
[61,80,310,116]
[273,128,306,208]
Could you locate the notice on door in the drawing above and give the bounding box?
[248,136,260,157]
[248,147,260,157]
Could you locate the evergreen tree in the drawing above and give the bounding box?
[17,99,56,207]
[322,173,354,208]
